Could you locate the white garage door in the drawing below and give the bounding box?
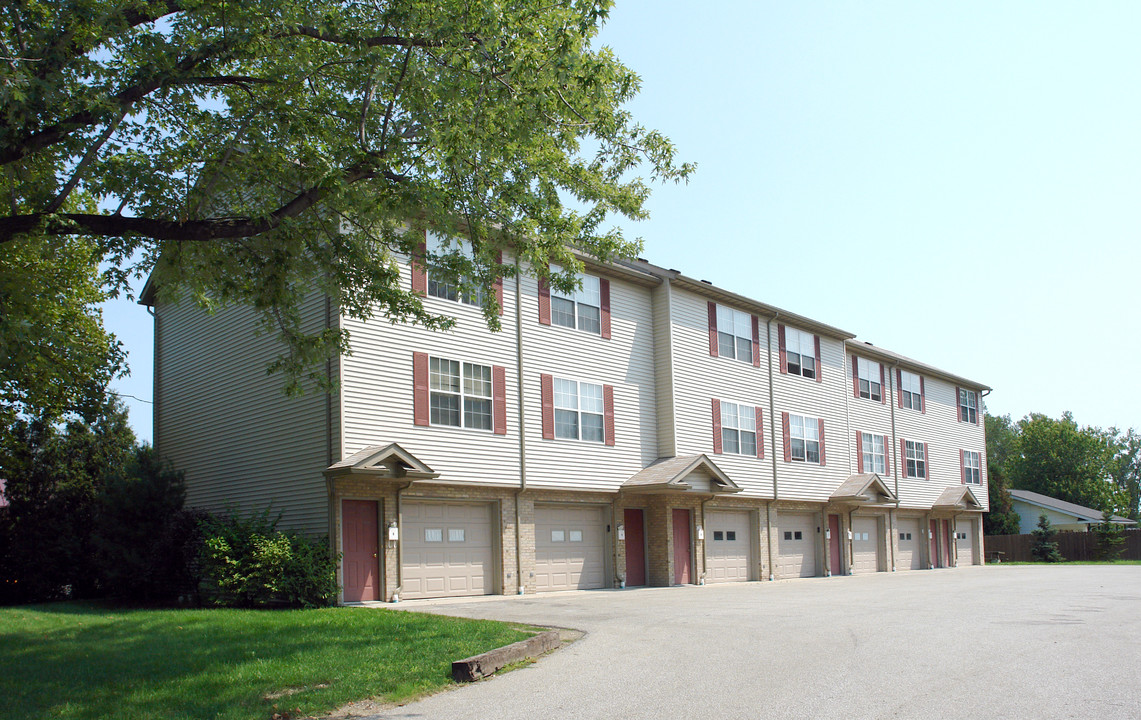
[896,517,922,570]
[956,519,976,566]
[777,513,817,579]
[851,516,880,574]
[706,510,751,583]
[535,504,607,592]
[402,501,494,599]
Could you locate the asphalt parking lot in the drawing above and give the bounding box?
[367,566,1141,719]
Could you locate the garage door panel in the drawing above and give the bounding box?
[956,519,975,566]
[897,518,922,570]
[403,501,495,599]
[535,505,606,592]
[706,511,751,583]
[777,513,817,579]
[851,516,880,574]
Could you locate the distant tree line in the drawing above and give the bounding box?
[984,411,1140,535]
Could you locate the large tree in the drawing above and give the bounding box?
[983,413,1021,536]
[1,0,691,388]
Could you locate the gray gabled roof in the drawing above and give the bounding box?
[932,486,984,511]
[1009,489,1135,525]
[324,442,439,480]
[623,455,741,494]
[830,474,898,504]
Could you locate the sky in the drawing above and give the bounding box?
[102,1,1141,444]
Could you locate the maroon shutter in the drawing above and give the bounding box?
[751,315,761,367]
[707,302,718,357]
[603,384,616,446]
[782,412,791,462]
[901,439,908,477]
[755,406,764,458]
[851,356,860,398]
[883,435,891,474]
[919,377,926,414]
[494,251,504,316]
[492,365,507,435]
[856,432,864,472]
[897,369,904,409]
[923,443,930,478]
[711,399,722,454]
[600,278,611,339]
[538,273,551,325]
[814,335,822,383]
[540,374,554,439]
[879,364,886,404]
[778,324,787,374]
[412,352,429,426]
[960,449,966,484]
[410,238,427,296]
[818,418,826,465]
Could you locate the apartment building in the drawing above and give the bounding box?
[144,233,989,603]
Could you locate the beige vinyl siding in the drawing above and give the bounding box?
[844,351,895,480]
[520,269,658,491]
[651,280,678,457]
[155,290,332,535]
[340,256,521,487]
[771,328,851,502]
[893,372,989,511]
[668,287,774,498]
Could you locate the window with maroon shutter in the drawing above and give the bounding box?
[899,370,923,411]
[603,384,615,446]
[423,232,486,306]
[546,266,605,335]
[858,432,886,474]
[855,357,882,401]
[962,450,981,484]
[785,413,821,463]
[540,374,554,438]
[717,400,758,456]
[549,376,607,443]
[782,326,817,380]
[420,355,497,431]
[903,439,927,479]
[492,365,507,435]
[957,387,978,424]
[715,304,754,364]
[711,399,723,454]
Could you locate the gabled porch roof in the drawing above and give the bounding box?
[323,443,439,480]
[622,455,741,495]
[932,485,984,511]
[830,473,898,505]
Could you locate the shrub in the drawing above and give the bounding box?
[1031,514,1065,562]
[1092,510,1127,561]
[198,509,339,608]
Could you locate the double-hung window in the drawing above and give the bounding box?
[429,357,492,430]
[962,450,981,484]
[550,266,601,334]
[716,306,753,363]
[958,388,978,423]
[554,378,605,443]
[426,232,483,306]
[900,370,922,410]
[856,357,882,401]
[785,327,816,379]
[904,440,927,479]
[788,414,820,463]
[860,432,886,475]
[720,401,757,456]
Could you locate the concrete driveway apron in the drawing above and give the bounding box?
[368,566,1141,720]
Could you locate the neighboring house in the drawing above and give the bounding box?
[1008,489,1136,534]
[142,236,990,603]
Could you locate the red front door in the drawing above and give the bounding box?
[624,508,647,586]
[828,514,842,576]
[342,500,380,601]
[943,520,953,568]
[672,509,692,584]
[929,520,940,568]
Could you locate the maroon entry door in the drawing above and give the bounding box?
[342,500,380,601]
[942,520,953,568]
[624,508,647,586]
[828,514,843,576]
[929,520,941,568]
[672,509,692,584]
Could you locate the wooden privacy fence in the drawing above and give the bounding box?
[984,529,1141,562]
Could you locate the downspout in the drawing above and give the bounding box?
[700,495,713,585]
[514,254,527,595]
[393,480,413,602]
[847,507,855,575]
[765,313,780,581]
[888,361,901,572]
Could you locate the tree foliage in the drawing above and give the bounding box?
[1030,514,1064,563]
[1109,428,1141,522]
[1,0,692,390]
[983,413,1021,535]
[1091,510,1126,562]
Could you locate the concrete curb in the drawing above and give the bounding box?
[451,630,561,682]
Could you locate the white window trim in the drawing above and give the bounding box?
[428,355,494,432]
[426,232,483,307]
[716,305,753,364]
[549,265,602,335]
[860,431,886,475]
[856,357,882,402]
[785,327,817,379]
[552,375,606,443]
[963,449,981,484]
[719,398,758,457]
[959,388,979,423]
[788,412,821,463]
[904,440,927,479]
[900,370,922,411]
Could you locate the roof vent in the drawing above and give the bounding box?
[700,279,712,285]
[668,268,680,273]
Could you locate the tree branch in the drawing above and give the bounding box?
[43,109,126,214]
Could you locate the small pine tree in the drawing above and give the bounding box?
[1031,514,1065,562]
[1092,510,1126,561]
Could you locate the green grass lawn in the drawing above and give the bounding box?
[993,559,1141,566]
[0,601,535,720]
